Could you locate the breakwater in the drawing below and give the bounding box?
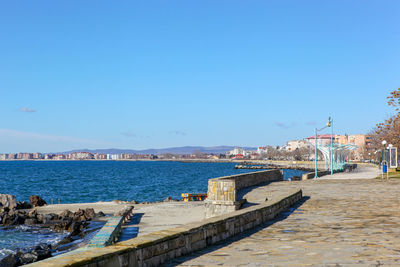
[235,163,314,171]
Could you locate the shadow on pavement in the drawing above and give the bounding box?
[118,212,144,242]
[163,196,310,266]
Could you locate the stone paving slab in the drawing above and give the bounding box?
[169,174,400,266]
[317,166,380,180]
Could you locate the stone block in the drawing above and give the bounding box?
[0,194,17,209]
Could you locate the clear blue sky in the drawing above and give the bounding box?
[1,1,399,153]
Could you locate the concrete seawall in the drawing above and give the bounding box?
[28,188,302,267]
[205,169,283,218]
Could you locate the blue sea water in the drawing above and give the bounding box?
[0,160,306,259]
[0,161,305,203]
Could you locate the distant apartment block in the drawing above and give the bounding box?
[257,147,268,155]
[70,152,95,160]
[285,140,312,152]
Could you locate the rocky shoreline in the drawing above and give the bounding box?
[0,194,106,266]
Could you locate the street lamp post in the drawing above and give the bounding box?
[314,117,332,179]
[328,117,333,175]
[314,128,318,178]
[382,140,387,180]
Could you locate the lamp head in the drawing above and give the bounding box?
[326,117,332,127]
[382,140,387,145]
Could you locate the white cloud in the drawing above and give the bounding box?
[168,130,187,136]
[0,129,109,152]
[121,131,136,138]
[19,107,36,113]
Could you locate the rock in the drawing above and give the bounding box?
[2,214,15,226]
[131,200,138,204]
[71,208,95,221]
[0,194,17,210]
[16,201,32,210]
[55,236,72,246]
[0,254,19,267]
[33,243,52,260]
[16,243,51,265]
[95,211,105,218]
[37,214,52,224]
[68,221,87,237]
[59,210,73,220]
[28,209,37,218]
[24,218,38,225]
[29,195,47,207]
[16,249,36,265]
[10,215,25,225]
[48,213,59,220]
[72,209,85,221]
[50,219,72,231]
[84,208,95,220]
[2,207,10,213]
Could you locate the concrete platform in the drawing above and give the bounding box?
[170,170,400,266]
[122,202,206,237]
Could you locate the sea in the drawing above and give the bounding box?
[0,160,306,259]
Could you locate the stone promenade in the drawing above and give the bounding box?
[168,169,400,266]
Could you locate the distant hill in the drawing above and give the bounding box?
[60,146,257,155]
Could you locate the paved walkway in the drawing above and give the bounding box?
[318,166,380,180]
[168,168,400,266]
[122,202,205,237]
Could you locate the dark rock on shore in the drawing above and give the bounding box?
[0,195,107,266]
[29,195,47,207]
[0,254,18,267]
[1,209,28,226]
[0,244,52,266]
[16,201,32,210]
[0,194,17,210]
[16,243,52,265]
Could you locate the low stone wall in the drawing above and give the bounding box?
[301,166,358,180]
[87,206,134,248]
[205,169,283,218]
[27,189,302,267]
[301,171,330,180]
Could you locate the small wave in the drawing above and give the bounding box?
[0,248,15,256]
[0,248,15,260]
[14,225,32,231]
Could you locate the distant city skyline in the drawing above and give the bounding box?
[1,1,399,153]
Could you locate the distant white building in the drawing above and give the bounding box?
[286,140,311,151]
[227,147,245,156]
[257,147,268,155]
[109,154,120,160]
[70,152,94,160]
